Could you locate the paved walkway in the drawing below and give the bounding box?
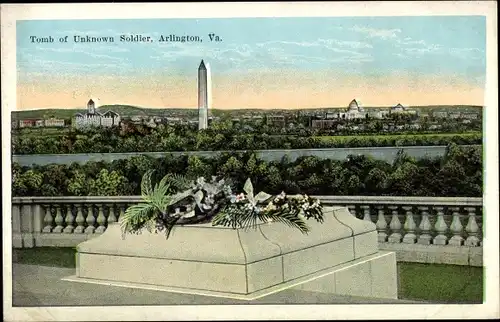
[12,264,423,306]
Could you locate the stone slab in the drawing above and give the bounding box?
[78,253,249,294]
[66,251,397,301]
[14,263,424,306]
[294,251,397,299]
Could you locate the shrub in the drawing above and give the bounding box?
[11,146,483,197]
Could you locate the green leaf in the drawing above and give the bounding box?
[120,202,156,238]
[140,170,154,197]
[258,210,310,234]
[165,173,194,191]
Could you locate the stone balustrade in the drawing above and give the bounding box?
[11,195,483,266]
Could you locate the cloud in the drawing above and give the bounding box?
[351,25,402,40]
[448,47,484,59]
[400,43,444,56]
[17,52,130,74]
[35,46,129,61]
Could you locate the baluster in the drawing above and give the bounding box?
[118,204,128,222]
[402,206,417,244]
[388,206,402,243]
[417,206,432,245]
[433,206,448,245]
[84,205,96,234]
[42,205,54,233]
[375,206,388,243]
[63,205,75,233]
[449,207,464,246]
[52,205,65,233]
[74,204,86,234]
[465,207,480,247]
[361,205,372,222]
[107,204,118,224]
[347,205,356,217]
[95,204,107,233]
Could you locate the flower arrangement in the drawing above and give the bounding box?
[120,171,324,239]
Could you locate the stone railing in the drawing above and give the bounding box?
[318,195,483,266]
[11,195,483,266]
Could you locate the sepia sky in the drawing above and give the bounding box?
[16,16,486,110]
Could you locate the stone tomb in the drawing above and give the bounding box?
[64,206,398,300]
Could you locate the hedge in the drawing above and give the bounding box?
[12,144,482,198]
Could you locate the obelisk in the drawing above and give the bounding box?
[198,60,211,130]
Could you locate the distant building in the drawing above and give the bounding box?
[11,120,18,129]
[19,119,36,128]
[74,98,121,129]
[35,120,44,127]
[334,99,367,120]
[390,103,416,115]
[267,115,286,127]
[369,110,390,119]
[448,112,462,119]
[44,118,65,127]
[311,119,337,129]
[462,112,479,120]
[432,111,448,119]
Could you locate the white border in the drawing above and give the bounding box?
[2,2,499,321]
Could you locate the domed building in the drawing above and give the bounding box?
[348,99,359,111]
[344,99,366,119]
[390,103,416,115]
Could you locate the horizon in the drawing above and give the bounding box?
[13,103,484,114]
[17,17,486,110]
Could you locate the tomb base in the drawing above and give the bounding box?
[65,207,398,300]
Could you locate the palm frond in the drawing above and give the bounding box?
[238,209,259,231]
[258,210,310,234]
[120,202,156,238]
[140,170,154,198]
[165,173,194,191]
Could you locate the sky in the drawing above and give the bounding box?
[16,16,486,110]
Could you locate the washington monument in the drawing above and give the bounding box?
[198,60,211,130]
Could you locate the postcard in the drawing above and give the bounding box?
[2,2,498,321]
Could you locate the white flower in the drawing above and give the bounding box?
[265,202,277,211]
[196,177,206,186]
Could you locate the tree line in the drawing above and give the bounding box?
[11,121,482,154]
[12,144,482,198]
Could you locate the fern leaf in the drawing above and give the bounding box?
[141,170,154,198]
[258,210,310,234]
[120,203,156,236]
[165,173,194,191]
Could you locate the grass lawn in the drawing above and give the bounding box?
[398,262,483,303]
[13,247,76,268]
[12,247,483,303]
[313,132,482,142]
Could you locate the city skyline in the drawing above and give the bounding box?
[16,16,486,110]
